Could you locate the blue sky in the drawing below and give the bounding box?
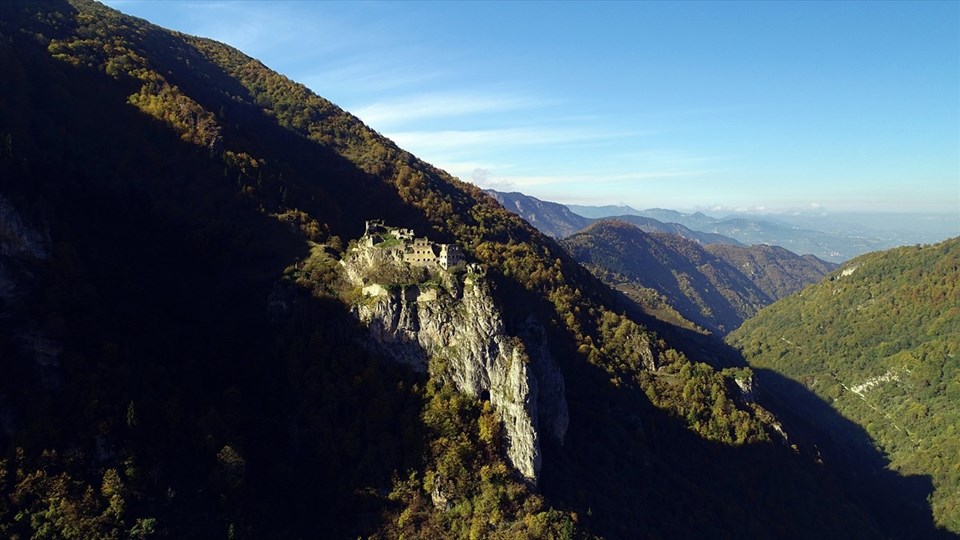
[104,0,959,217]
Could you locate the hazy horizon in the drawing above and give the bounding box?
[496,189,959,240]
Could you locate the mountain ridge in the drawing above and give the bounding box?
[567,201,955,263]
[487,189,742,246]
[492,188,895,262]
[0,1,951,537]
[562,220,836,335]
[729,237,960,533]
[485,190,592,239]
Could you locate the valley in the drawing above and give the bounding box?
[0,1,956,538]
[729,239,960,532]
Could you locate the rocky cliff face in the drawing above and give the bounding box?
[350,258,568,482]
[0,195,58,435]
[0,195,50,301]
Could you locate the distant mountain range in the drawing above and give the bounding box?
[485,190,591,238]
[488,190,742,247]
[655,214,879,263]
[490,190,839,334]
[563,220,835,335]
[495,190,879,262]
[510,194,960,263]
[1,2,953,538]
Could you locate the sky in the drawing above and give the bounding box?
[103,0,959,219]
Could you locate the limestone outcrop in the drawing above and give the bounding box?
[0,195,49,301]
[0,194,59,432]
[344,233,568,482]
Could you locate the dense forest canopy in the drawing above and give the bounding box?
[0,1,954,538]
[562,220,834,336]
[730,238,960,532]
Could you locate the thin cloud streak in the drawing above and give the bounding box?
[390,127,649,151]
[353,93,544,127]
[299,63,451,101]
[467,170,710,190]
[163,2,308,55]
[100,0,960,216]
[432,160,517,176]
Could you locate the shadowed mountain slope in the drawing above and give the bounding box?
[486,190,592,238]
[563,220,835,336]
[729,238,960,533]
[0,1,952,538]
[705,242,837,300]
[607,214,743,246]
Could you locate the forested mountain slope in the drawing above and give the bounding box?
[486,190,592,238]
[569,204,884,262]
[563,220,834,336]
[606,214,742,246]
[0,1,951,538]
[729,238,960,532]
[705,242,837,301]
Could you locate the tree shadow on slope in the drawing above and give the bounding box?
[513,283,953,538]
[538,350,952,538]
[484,273,924,538]
[5,6,953,538]
[564,222,773,335]
[1,32,435,538]
[751,365,952,538]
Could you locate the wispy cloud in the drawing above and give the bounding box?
[299,62,452,103]
[465,170,709,192]
[594,170,712,182]
[352,93,543,128]
[615,149,724,166]
[390,126,642,152]
[431,160,515,176]
[165,1,304,53]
